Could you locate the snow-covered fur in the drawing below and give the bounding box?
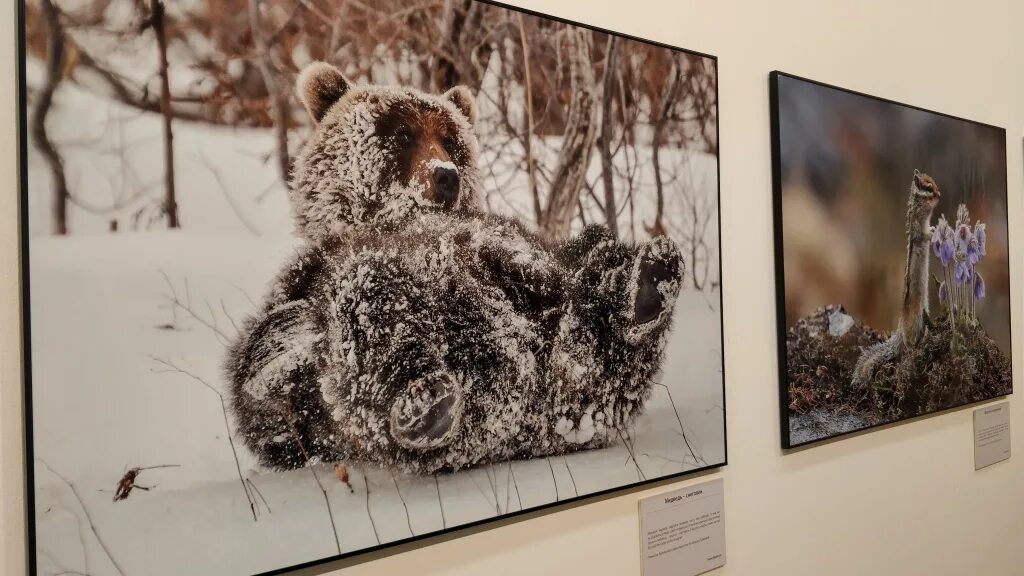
[290,61,484,242]
[226,63,684,474]
[228,213,683,473]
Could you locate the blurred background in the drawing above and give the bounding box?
[23,0,720,289]
[777,74,1010,353]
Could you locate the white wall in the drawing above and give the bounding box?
[3,0,1023,574]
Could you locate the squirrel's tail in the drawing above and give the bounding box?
[850,333,902,389]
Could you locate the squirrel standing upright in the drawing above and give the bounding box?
[851,170,941,388]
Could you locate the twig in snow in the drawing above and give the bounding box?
[654,382,706,467]
[563,457,579,497]
[150,356,257,521]
[113,464,179,502]
[41,504,88,574]
[246,478,272,515]
[158,272,233,345]
[504,462,512,513]
[390,471,414,537]
[546,458,560,501]
[220,299,241,337]
[228,282,259,309]
[333,463,354,493]
[36,459,125,576]
[284,418,341,554]
[509,464,523,511]
[361,468,381,545]
[641,452,700,469]
[487,464,500,515]
[193,151,263,236]
[434,475,446,529]
[617,430,647,481]
[468,468,497,511]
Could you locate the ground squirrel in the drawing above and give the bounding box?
[851,170,941,388]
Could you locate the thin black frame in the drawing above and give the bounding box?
[769,70,1013,450]
[16,2,728,575]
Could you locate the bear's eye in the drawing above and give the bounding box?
[442,134,458,157]
[394,128,413,148]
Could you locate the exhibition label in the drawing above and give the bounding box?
[974,402,1010,470]
[639,478,725,576]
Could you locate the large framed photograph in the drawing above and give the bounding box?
[770,71,1012,449]
[19,1,726,574]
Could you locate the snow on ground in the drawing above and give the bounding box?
[29,231,723,576]
[26,72,723,576]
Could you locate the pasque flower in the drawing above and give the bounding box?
[974,271,986,300]
[955,261,970,285]
[974,221,987,256]
[935,203,988,326]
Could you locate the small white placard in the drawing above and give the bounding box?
[639,478,725,576]
[974,402,1010,470]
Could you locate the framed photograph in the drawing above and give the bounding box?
[770,71,1012,449]
[19,1,726,574]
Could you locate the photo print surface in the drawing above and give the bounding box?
[770,72,1012,448]
[20,1,725,574]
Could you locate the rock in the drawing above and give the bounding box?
[827,309,854,337]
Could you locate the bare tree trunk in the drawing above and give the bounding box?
[538,28,599,241]
[151,0,179,228]
[33,0,68,236]
[435,0,467,90]
[598,36,620,237]
[646,56,683,238]
[516,13,541,225]
[434,0,492,92]
[248,0,291,189]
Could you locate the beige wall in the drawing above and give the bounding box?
[3,0,1024,574]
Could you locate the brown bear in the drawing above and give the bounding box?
[290,61,483,240]
[226,62,685,474]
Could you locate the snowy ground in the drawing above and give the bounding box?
[28,232,723,576]
[26,65,723,576]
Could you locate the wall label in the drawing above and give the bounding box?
[639,478,725,576]
[974,402,1010,470]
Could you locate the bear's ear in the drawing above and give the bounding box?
[443,85,476,125]
[297,62,350,124]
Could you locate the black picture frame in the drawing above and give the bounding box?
[770,70,1012,449]
[16,2,728,575]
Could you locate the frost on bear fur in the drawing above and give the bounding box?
[226,62,685,474]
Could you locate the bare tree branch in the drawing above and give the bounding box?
[149,356,258,522]
[538,28,599,240]
[598,35,620,236]
[34,0,69,235]
[36,458,126,576]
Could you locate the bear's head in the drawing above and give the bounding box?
[291,61,483,240]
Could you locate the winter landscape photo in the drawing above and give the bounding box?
[771,72,1012,448]
[21,1,725,575]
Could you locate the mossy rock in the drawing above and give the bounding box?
[785,305,883,416]
[871,312,1012,420]
[787,305,1011,428]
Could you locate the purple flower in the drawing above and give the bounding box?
[966,237,980,267]
[955,261,970,285]
[975,221,987,256]
[938,281,948,304]
[938,238,954,268]
[974,271,986,300]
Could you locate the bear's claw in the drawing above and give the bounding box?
[389,371,464,451]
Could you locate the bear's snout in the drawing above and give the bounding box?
[432,165,460,209]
